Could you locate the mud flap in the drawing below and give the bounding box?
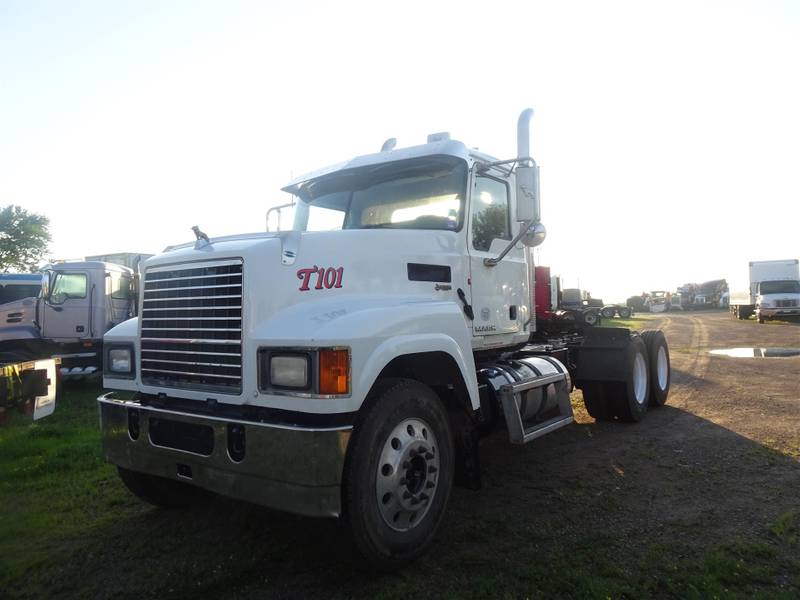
[574,327,633,385]
[449,408,481,490]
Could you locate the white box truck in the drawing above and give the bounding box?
[730,259,800,323]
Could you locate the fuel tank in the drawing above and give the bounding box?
[479,355,572,424]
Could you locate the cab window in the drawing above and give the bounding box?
[49,273,87,304]
[110,273,133,300]
[471,175,510,251]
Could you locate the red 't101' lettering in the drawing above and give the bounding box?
[297,266,343,291]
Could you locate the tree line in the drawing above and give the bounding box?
[0,205,51,272]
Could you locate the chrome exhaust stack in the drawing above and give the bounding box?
[517,108,534,166]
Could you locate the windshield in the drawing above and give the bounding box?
[293,157,467,232]
[759,280,800,294]
[0,284,40,304]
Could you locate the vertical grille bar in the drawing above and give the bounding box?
[140,259,243,393]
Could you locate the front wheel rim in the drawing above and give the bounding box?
[375,418,440,532]
[633,352,648,404]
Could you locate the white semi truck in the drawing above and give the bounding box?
[99,110,671,569]
[730,259,800,323]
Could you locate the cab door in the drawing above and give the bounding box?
[467,170,528,339]
[40,271,91,340]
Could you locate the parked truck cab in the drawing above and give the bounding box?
[99,110,671,569]
[0,262,136,375]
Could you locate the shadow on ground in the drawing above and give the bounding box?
[8,400,798,600]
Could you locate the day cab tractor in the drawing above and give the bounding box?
[98,109,671,569]
[0,262,136,378]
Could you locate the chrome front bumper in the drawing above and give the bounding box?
[98,393,351,517]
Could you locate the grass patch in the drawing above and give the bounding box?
[600,315,649,330]
[770,511,798,546]
[2,387,799,599]
[0,383,143,596]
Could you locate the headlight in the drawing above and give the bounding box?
[759,300,772,308]
[269,354,311,389]
[107,346,133,375]
[259,348,350,395]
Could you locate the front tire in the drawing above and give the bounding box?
[601,307,616,319]
[343,379,454,570]
[618,306,632,319]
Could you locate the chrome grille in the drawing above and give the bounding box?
[140,259,243,393]
[776,299,798,308]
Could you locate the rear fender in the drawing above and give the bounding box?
[575,327,633,384]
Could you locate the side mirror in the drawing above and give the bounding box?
[41,273,50,299]
[516,165,540,222]
[520,222,546,248]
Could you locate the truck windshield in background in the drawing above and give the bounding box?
[0,274,41,305]
[759,280,800,294]
[0,284,40,305]
[293,157,468,232]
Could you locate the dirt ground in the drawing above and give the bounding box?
[4,311,799,599]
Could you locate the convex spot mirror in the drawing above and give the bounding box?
[516,165,540,222]
[521,222,546,248]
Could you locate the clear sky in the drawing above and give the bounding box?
[1,0,798,301]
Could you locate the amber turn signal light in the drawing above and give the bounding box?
[319,348,350,395]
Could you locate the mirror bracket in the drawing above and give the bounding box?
[483,220,537,267]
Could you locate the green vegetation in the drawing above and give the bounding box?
[599,315,647,330]
[0,205,50,272]
[1,386,798,599]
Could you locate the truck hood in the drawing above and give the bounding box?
[0,297,36,327]
[142,228,467,335]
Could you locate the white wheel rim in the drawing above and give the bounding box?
[633,352,648,404]
[375,418,439,532]
[656,346,668,390]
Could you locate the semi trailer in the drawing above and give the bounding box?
[98,109,671,569]
[730,259,800,323]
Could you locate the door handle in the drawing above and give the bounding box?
[457,288,474,320]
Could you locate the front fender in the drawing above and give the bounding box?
[359,333,480,411]
[104,317,139,341]
[251,296,478,412]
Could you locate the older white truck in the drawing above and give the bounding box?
[730,259,800,323]
[99,109,671,569]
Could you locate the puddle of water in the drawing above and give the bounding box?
[709,347,800,358]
